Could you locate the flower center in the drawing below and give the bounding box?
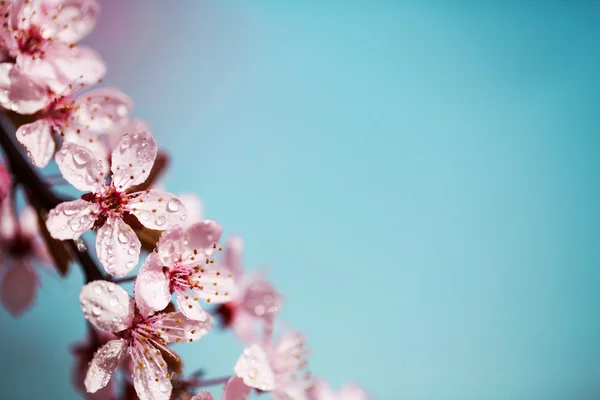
[17,27,47,57]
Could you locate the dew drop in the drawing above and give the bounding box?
[108,296,118,307]
[73,147,92,166]
[158,383,169,393]
[92,306,102,316]
[166,199,181,213]
[155,216,166,226]
[118,231,129,244]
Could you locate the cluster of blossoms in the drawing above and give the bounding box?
[0,1,371,400]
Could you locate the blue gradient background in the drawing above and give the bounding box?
[1,1,600,399]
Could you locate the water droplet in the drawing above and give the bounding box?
[109,296,118,307]
[126,261,135,269]
[107,282,116,292]
[166,199,181,213]
[93,285,102,295]
[73,147,92,166]
[155,216,166,226]
[118,231,129,244]
[158,383,169,393]
[116,104,128,118]
[92,306,102,316]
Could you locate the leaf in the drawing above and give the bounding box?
[36,210,71,276]
[128,150,170,193]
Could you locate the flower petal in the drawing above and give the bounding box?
[176,292,207,321]
[185,220,222,257]
[224,235,244,277]
[80,280,135,332]
[134,252,170,317]
[46,199,99,240]
[190,266,235,305]
[240,274,283,319]
[177,193,203,227]
[222,376,251,400]
[72,87,132,131]
[0,63,50,114]
[49,43,106,86]
[16,119,55,167]
[36,0,100,43]
[130,344,172,400]
[110,131,156,191]
[56,142,105,192]
[84,339,128,393]
[234,344,275,392]
[62,127,110,175]
[105,119,150,152]
[339,383,370,400]
[126,190,187,230]
[147,311,213,343]
[155,225,186,267]
[0,262,38,317]
[96,216,141,277]
[191,392,215,400]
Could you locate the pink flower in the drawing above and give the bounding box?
[71,328,118,400]
[190,377,251,400]
[0,202,51,317]
[0,163,10,206]
[177,192,203,227]
[16,86,132,167]
[80,280,213,400]
[309,381,370,400]
[234,330,314,400]
[0,0,105,114]
[135,221,235,321]
[46,131,188,276]
[215,236,282,342]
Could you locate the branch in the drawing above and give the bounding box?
[0,113,105,282]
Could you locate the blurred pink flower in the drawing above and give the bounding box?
[215,236,282,342]
[189,377,251,400]
[0,163,10,206]
[46,132,188,276]
[135,220,235,321]
[234,330,314,400]
[309,381,370,400]
[0,0,105,114]
[0,201,51,316]
[80,280,213,400]
[16,86,132,167]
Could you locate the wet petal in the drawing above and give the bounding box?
[176,292,207,322]
[130,344,172,400]
[80,280,134,332]
[72,87,132,131]
[16,119,55,167]
[96,216,141,277]
[222,376,251,400]
[126,190,187,231]
[105,119,150,152]
[49,43,106,87]
[134,252,170,317]
[56,142,105,192]
[62,127,110,175]
[185,220,222,258]
[110,131,157,191]
[191,392,215,400]
[155,225,186,267]
[234,344,275,392]
[147,311,213,343]
[84,339,128,393]
[240,274,283,319]
[0,262,38,317]
[36,0,100,43]
[46,199,99,240]
[0,63,50,115]
[177,193,203,227]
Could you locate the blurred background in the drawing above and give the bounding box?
[1,1,600,399]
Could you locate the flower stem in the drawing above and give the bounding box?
[0,113,105,282]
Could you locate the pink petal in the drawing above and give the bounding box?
[125,190,188,230]
[105,119,150,152]
[234,344,275,392]
[177,193,203,227]
[189,266,235,305]
[155,222,220,270]
[339,383,370,400]
[110,131,157,191]
[185,220,222,257]
[176,292,207,322]
[0,63,50,115]
[96,216,141,277]
[35,0,100,43]
[72,87,133,131]
[16,119,55,167]
[46,199,99,240]
[191,392,215,400]
[130,344,172,400]
[222,376,251,400]
[134,252,170,317]
[0,262,38,317]
[48,43,106,87]
[62,127,110,175]
[224,235,244,277]
[84,339,128,393]
[146,311,212,343]
[240,275,283,319]
[231,310,262,344]
[56,142,105,192]
[0,163,9,205]
[155,225,186,267]
[80,281,134,332]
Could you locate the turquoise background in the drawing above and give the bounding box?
[1,1,600,399]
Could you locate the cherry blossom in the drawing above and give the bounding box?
[0,0,105,114]
[309,381,370,400]
[135,221,235,321]
[0,201,52,316]
[0,163,10,206]
[80,280,212,400]
[16,86,132,167]
[45,131,188,276]
[234,330,314,400]
[190,377,251,400]
[215,236,282,342]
